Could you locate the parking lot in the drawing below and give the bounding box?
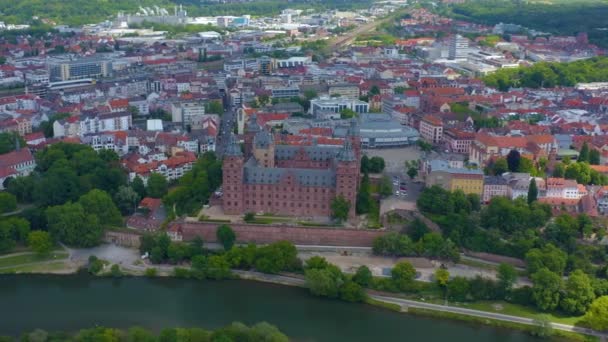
[363,146,422,174]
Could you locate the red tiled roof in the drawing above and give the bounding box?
[0,149,34,168]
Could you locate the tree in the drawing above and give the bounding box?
[447,277,471,302]
[189,236,204,257]
[340,108,357,119]
[525,244,567,275]
[561,270,595,315]
[497,263,517,294]
[391,261,417,291]
[330,195,350,222]
[0,132,25,154]
[110,264,123,277]
[243,212,255,223]
[46,202,103,248]
[353,265,373,287]
[407,167,418,180]
[435,268,450,288]
[0,192,17,213]
[132,176,147,199]
[579,142,590,163]
[255,241,299,274]
[305,264,344,299]
[306,256,330,270]
[372,232,415,257]
[78,189,122,226]
[206,255,232,280]
[356,173,373,215]
[527,178,538,205]
[216,225,236,251]
[492,158,508,175]
[167,243,190,264]
[368,157,385,173]
[590,149,601,165]
[532,268,563,311]
[360,155,370,173]
[532,315,554,338]
[378,176,393,197]
[584,296,608,331]
[406,218,430,242]
[340,280,366,302]
[27,231,52,256]
[114,186,140,215]
[553,163,565,177]
[507,149,521,172]
[147,173,168,198]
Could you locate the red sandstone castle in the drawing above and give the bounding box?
[222,115,361,219]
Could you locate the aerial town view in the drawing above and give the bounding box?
[2,0,608,340]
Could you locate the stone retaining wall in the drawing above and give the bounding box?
[179,222,386,247]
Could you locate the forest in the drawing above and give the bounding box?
[446,0,608,48]
[483,57,608,91]
[0,0,373,26]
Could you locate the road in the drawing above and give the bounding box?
[370,295,606,339]
[215,104,237,158]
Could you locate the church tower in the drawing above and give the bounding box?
[335,139,359,219]
[222,134,244,214]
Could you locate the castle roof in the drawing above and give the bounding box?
[225,134,243,157]
[275,145,340,161]
[243,158,336,187]
[336,139,356,162]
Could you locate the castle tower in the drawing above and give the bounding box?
[348,118,361,160]
[244,113,260,159]
[222,134,244,215]
[335,139,359,219]
[253,130,275,168]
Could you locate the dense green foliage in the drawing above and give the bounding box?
[360,155,385,173]
[330,195,351,222]
[483,57,608,91]
[304,257,366,302]
[0,0,372,26]
[0,132,25,155]
[11,322,288,342]
[216,225,236,251]
[448,0,608,48]
[0,217,30,253]
[140,230,301,277]
[584,296,608,330]
[163,152,222,216]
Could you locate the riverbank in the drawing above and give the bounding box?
[228,270,602,342]
[0,247,603,341]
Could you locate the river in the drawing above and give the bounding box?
[0,275,542,341]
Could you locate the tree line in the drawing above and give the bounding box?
[6,322,288,342]
[447,0,608,48]
[483,57,608,91]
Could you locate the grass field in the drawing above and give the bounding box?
[0,251,69,268]
[458,301,585,326]
[0,261,71,274]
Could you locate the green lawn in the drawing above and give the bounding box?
[0,251,69,268]
[458,301,584,326]
[0,261,70,274]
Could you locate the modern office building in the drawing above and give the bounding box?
[448,34,469,60]
[47,56,112,82]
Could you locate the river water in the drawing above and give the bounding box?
[0,275,541,341]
